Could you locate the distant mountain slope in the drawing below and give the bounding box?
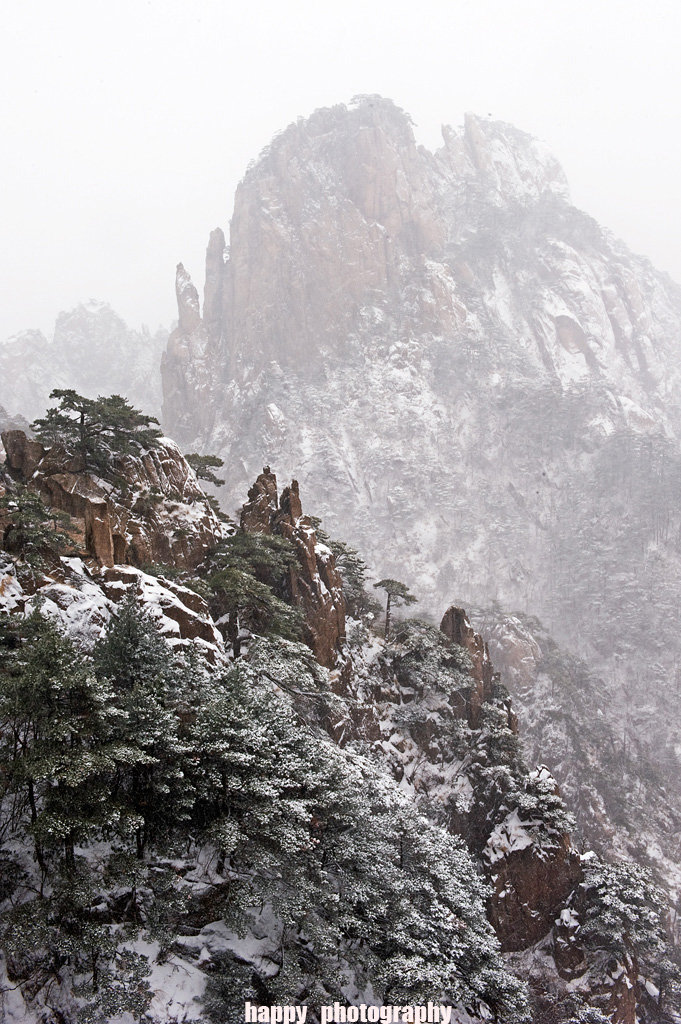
[161,96,681,811]
[0,301,167,421]
[470,605,681,900]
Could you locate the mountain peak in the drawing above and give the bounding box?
[437,110,570,204]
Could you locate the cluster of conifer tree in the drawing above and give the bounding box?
[0,389,678,1021]
[0,593,532,1023]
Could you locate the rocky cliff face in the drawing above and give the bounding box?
[344,607,582,952]
[161,95,681,849]
[164,97,681,439]
[471,606,681,899]
[2,429,223,571]
[334,606,663,1023]
[0,429,227,658]
[0,301,167,422]
[240,467,345,667]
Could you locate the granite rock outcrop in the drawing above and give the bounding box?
[159,98,681,937]
[240,467,345,667]
[2,428,224,571]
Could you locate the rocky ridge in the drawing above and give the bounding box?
[2,428,223,571]
[0,434,346,670]
[160,95,681,876]
[0,429,227,658]
[0,96,678,1020]
[240,466,345,667]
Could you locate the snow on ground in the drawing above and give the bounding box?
[0,954,39,1024]
[485,809,537,863]
[127,937,206,1023]
[0,558,23,612]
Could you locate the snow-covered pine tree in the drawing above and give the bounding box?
[0,484,72,575]
[579,857,681,1013]
[31,389,162,478]
[204,531,303,654]
[189,639,529,1020]
[93,590,191,857]
[0,609,115,868]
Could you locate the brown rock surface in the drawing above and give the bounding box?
[1,429,225,571]
[607,968,639,1024]
[2,429,45,478]
[440,605,517,730]
[175,263,202,334]
[161,97,452,436]
[85,501,115,566]
[552,908,585,979]
[488,832,582,952]
[100,565,223,655]
[240,467,279,533]
[438,608,581,953]
[240,467,345,667]
[203,228,226,338]
[441,605,494,686]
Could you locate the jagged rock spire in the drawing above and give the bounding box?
[203,227,226,337]
[240,467,345,667]
[175,262,201,333]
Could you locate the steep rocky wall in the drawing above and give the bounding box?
[240,467,345,667]
[1,429,225,570]
[163,97,681,438]
[159,96,681,842]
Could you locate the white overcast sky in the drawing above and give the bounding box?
[2,0,680,342]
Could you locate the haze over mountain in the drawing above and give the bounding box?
[2,94,681,1021]
[0,302,167,423]
[160,96,681,887]
[1,423,675,1022]
[6,98,681,858]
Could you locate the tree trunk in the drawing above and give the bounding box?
[227,608,241,658]
[27,780,45,871]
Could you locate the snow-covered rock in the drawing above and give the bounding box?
[2,428,227,571]
[161,94,681,871]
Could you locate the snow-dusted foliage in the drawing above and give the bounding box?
[1,396,678,1021]
[473,606,681,896]
[0,604,530,1023]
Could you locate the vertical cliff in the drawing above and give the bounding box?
[160,96,681,861]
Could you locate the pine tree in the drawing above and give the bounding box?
[185,452,226,486]
[31,389,162,477]
[0,485,71,571]
[373,577,417,637]
[2,863,153,1023]
[580,857,681,1009]
[329,539,379,618]
[191,645,529,1019]
[566,1010,611,1024]
[0,610,115,868]
[205,531,303,655]
[93,591,190,856]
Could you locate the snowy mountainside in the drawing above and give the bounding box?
[0,301,167,421]
[1,427,677,1023]
[470,606,681,901]
[161,95,681,817]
